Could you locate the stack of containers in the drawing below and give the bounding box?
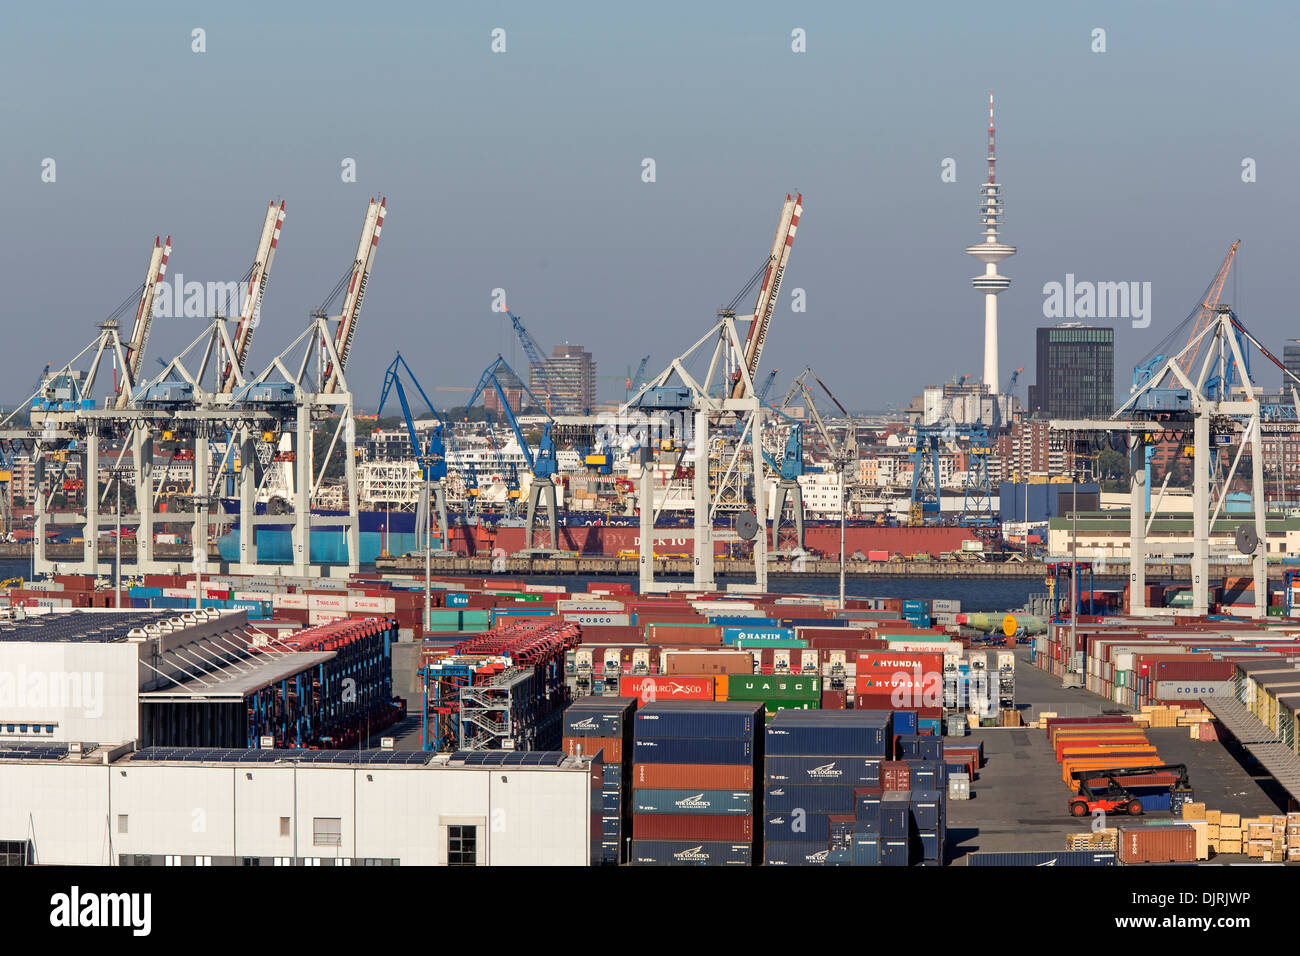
[630,701,763,865]
[763,710,892,865]
[562,696,636,865]
[901,599,932,628]
[725,674,821,721]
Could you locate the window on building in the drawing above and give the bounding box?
[448,825,477,866]
[241,857,261,866]
[280,817,291,837]
[117,814,128,834]
[312,817,342,847]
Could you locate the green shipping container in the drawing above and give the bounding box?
[735,638,809,649]
[727,674,821,700]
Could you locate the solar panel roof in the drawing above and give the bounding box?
[129,747,434,766]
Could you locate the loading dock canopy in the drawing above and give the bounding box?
[138,651,334,701]
[1203,696,1300,801]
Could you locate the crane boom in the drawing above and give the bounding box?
[324,196,386,394]
[221,201,285,394]
[116,235,171,409]
[1178,240,1239,379]
[730,193,802,399]
[507,309,555,399]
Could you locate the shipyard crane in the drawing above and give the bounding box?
[727,193,802,399]
[376,353,454,554]
[219,201,285,394]
[506,309,555,410]
[113,236,171,409]
[321,197,386,394]
[757,369,779,403]
[760,406,818,553]
[464,355,561,551]
[625,354,651,401]
[991,365,1024,432]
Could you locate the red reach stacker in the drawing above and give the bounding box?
[1068,764,1191,817]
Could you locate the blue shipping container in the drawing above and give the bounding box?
[766,724,887,757]
[764,811,832,843]
[631,841,752,866]
[967,851,1117,867]
[635,702,762,740]
[851,834,880,866]
[909,789,943,831]
[722,625,795,645]
[892,711,918,736]
[764,842,839,866]
[764,755,880,787]
[633,737,754,765]
[633,789,752,814]
[880,836,910,866]
[764,784,857,814]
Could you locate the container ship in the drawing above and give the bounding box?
[215,502,984,565]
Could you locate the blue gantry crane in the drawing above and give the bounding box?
[376,352,454,554]
[506,309,555,411]
[464,355,561,551]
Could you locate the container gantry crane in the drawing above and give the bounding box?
[114,236,171,409]
[728,194,802,400]
[376,352,454,554]
[322,197,385,395]
[506,309,555,411]
[464,355,561,551]
[220,201,285,394]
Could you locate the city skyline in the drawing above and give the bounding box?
[2,2,1295,412]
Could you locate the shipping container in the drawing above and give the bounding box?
[632,813,752,841]
[632,789,753,814]
[634,763,754,790]
[764,784,857,814]
[633,737,754,765]
[764,755,880,787]
[634,701,764,739]
[1118,826,1196,864]
[630,840,752,866]
[966,850,1117,866]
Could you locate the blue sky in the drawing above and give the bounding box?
[2,0,1297,410]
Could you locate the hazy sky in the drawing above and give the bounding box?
[3,1,1297,411]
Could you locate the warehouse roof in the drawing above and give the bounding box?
[0,610,165,643]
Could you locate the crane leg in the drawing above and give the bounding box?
[545,480,557,550]
[772,483,788,551]
[525,482,540,551]
[792,481,804,552]
[434,481,449,553]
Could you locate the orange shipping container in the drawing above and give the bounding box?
[1118,826,1196,864]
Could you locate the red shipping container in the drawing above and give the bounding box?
[880,760,911,791]
[1118,826,1196,864]
[562,735,623,763]
[821,689,848,710]
[634,763,753,790]
[619,675,714,701]
[631,814,752,842]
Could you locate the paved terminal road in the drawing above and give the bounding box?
[948,650,1291,863]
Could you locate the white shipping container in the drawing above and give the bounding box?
[272,592,308,609]
[525,584,567,594]
[347,594,397,614]
[307,593,349,612]
[308,609,349,626]
[563,612,631,627]
[556,599,624,612]
[162,587,193,598]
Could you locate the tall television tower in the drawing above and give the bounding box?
[965,92,1014,395]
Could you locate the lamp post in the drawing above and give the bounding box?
[419,455,433,632]
[107,467,132,608]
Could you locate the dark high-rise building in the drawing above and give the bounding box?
[1030,324,1115,420]
[1283,339,1300,391]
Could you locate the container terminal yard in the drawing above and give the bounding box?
[1,58,1299,880]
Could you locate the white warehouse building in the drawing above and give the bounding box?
[0,747,600,866]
